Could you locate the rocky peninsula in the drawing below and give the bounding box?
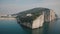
[16,7,57,29]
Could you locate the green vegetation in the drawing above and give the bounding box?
[16,7,50,23]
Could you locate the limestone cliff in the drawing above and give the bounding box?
[16,7,57,29]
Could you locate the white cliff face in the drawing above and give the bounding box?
[32,12,44,29]
[50,10,56,21]
[32,10,56,29]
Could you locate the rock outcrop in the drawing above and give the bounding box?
[16,7,57,29]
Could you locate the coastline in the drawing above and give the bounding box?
[0,18,16,20]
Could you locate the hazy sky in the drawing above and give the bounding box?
[0,0,60,17]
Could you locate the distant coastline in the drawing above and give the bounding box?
[0,18,16,20]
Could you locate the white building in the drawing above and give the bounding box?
[26,14,32,16]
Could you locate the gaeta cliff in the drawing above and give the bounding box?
[16,7,57,29]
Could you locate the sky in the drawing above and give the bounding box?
[0,0,60,17]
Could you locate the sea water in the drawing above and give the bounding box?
[0,19,60,34]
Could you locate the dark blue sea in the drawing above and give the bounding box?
[0,19,60,34]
